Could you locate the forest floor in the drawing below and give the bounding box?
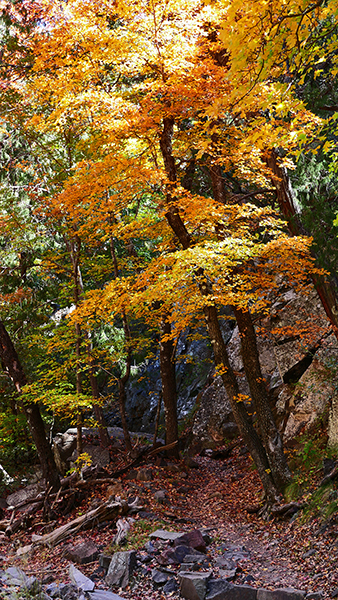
[1,445,338,599]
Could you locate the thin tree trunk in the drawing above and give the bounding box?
[0,321,60,491]
[159,117,280,502]
[110,232,133,453]
[266,148,338,341]
[159,315,179,459]
[153,393,162,447]
[89,359,110,448]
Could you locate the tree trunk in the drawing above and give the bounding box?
[265,148,338,341]
[233,307,292,490]
[159,315,179,459]
[89,366,111,448]
[159,117,280,502]
[207,164,292,491]
[109,233,134,454]
[0,320,60,491]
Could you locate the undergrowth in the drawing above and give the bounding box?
[285,418,338,523]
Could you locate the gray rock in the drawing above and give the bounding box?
[218,569,237,581]
[69,564,95,592]
[257,589,306,600]
[89,591,127,600]
[144,540,158,554]
[154,490,167,503]
[99,554,112,571]
[58,583,80,600]
[3,566,30,587]
[206,580,257,600]
[179,571,213,600]
[163,578,179,594]
[305,594,323,600]
[152,569,170,585]
[150,529,184,541]
[65,541,99,565]
[184,555,207,563]
[106,551,137,589]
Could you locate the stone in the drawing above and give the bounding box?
[105,550,137,589]
[206,580,257,600]
[179,563,200,572]
[152,569,170,585]
[174,530,206,553]
[136,468,152,481]
[218,569,237,581]
[257,589,306,600]
[154,490,167,503]
[150,529,184,541]
[16,545,32,556]
[65,541,99,565]
[163,578,179,594]
[99,554,112,571]
[89,591,127,600]
[179,571,212,600]
[305,594,323,600]
[175,546,205,562]
[3,566,30,587]
[69,564,95,592]
[144,540,158,554]
[56,583,79,600]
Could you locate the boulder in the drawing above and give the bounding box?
[105,551,137,589]
[151,569,170,585]
[179,571,212,600]
[150,529,184,541]
[65,541,98,565]
[68,564,95,592]
[206,580,257,600]
[257,589,306,600]
[174,530,207,553]
[89,592,127,600]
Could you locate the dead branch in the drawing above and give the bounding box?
[32,497,141,547]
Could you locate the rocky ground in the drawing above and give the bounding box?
[1,446,338,600]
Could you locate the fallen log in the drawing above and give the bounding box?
[6,502,44,536]
[33,497,141,547]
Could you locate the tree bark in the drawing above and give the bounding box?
[159,316,179,459]
[0,320,60,491]
[265,148,338,341]
[233,307,292,490]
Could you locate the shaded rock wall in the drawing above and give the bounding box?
[190,286,338,450]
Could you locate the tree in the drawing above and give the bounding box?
[0,0,331,503]
[0,320,60,490]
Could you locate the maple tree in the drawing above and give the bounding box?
[0,0,337,504]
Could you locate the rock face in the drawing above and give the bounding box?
[190,286,337,449]
[115,320,234,434]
